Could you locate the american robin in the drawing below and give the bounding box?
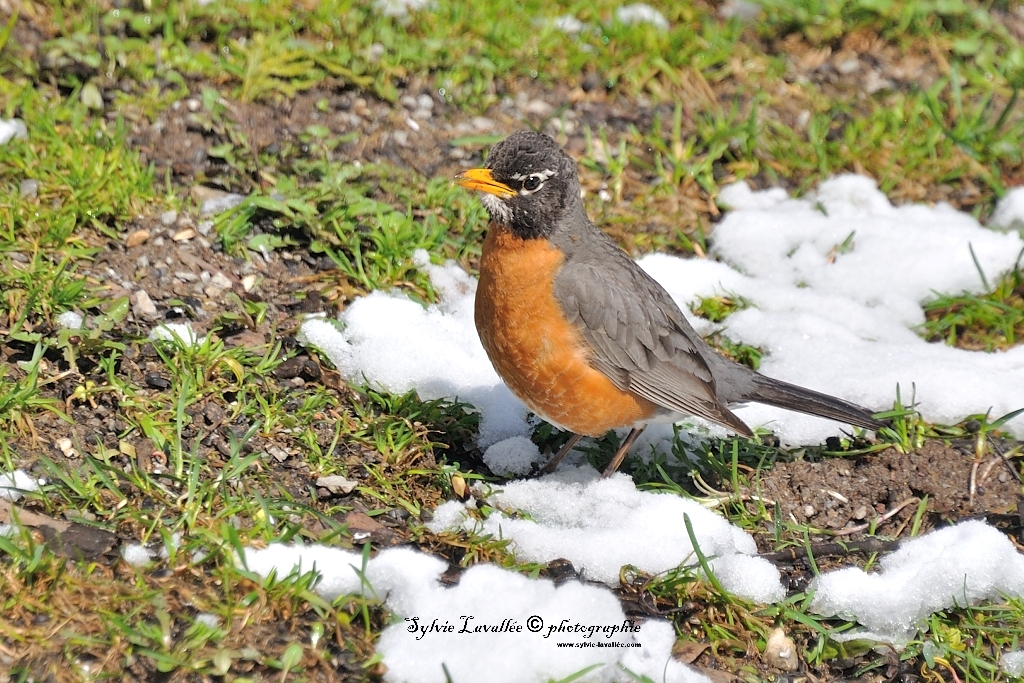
[456,131,883,477]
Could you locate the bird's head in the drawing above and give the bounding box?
[455,131,580,240]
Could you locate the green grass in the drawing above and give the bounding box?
[212,160,490,295]
[3,0,1021,213]
[921,252,1024,351]
[0,85,158,336]
[1,0,1023,680]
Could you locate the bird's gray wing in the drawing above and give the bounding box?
[553,256,752,435]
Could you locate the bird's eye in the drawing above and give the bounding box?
[522,174,543,192]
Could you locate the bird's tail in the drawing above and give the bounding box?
[746,373,885,431]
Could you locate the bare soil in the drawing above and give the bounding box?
[757,441,1022,538]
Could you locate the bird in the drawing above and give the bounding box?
[455,131,884,478]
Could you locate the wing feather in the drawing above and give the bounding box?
[554,257,752,435]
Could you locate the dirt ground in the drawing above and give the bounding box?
[754,440,1024,563]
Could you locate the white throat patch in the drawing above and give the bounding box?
[481,193,513,225]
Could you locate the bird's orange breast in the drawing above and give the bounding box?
[474,223,658,436]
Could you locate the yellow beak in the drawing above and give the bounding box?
[454,168,516,199]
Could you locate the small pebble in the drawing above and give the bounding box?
[763,628,799,671]
[19,179,38,198]
[836,58,860,75]
[268,446,290,463]
[549,118,576,135]
[718,0,761,20]
[145,373,170,389]
[56,437,79,459]
[615,3,669,29]
[553,14,585,33]
[67,509,97,522]
[172,228,196,242]
[200,194,244,216]
[863,70,893,95]
[125,229,151,248]
[523,99,553,117]
[210,272,232,289]
[0,118,28,144]
[131,289,158,319]
[159,210,178,226]
[316,475,358,495]
[471,116,494,131]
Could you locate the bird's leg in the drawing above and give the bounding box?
[601,426,646,479]
[539,433,584,474]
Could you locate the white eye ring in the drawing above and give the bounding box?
[522,174,543,192]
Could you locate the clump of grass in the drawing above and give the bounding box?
[0,344,68,446]
[0,86,159,332]
[212,157,490,296]
[707,334,763,370]
[688,294,762,368]
[920,262,1024,351]
[691,294,751,323]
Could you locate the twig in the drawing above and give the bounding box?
[969,459,979,507]
[760,537,901,564]
[978,454,1003,490]
[826,497,920,537]
[991,440,1022,483]
[690,473,774,508]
